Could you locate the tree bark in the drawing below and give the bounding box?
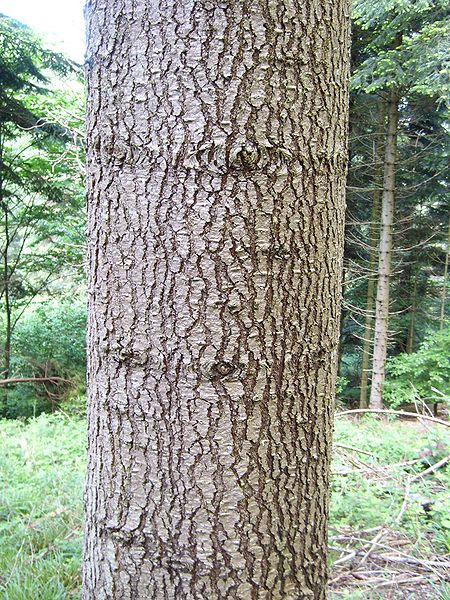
[359,100,386,409]
[369,88,400,409]
[83,1,350,598]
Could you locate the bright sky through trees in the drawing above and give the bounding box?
[0,0,85,62]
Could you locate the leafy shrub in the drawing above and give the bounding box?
[335,375,349,397]
[383,327,450,409]
[2,299,86,418]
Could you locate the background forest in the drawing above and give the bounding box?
[0,1,449,598]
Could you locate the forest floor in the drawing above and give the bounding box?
[0,411,449,599]
[330,416,450,598]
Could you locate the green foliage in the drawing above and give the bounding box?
[0,413,84,599]
[341,0,450,402]
[0,13,77,131]
[335,376,349,398]
[1,299,86,418]
[333,419,424,527]
[0,14,85,397]
[383,327,450,408]
[13,299,86,374]
[352,0,450,100]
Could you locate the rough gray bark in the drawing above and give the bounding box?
[369,88,399,410]
[83,0,350,598]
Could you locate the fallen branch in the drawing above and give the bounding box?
[331,536,450,574]
[376,553,450,569]
[0,377,73,386]
[336,408,450,429]
[410,454,450,483]
[371,575,429,589]
[334,443,375,457]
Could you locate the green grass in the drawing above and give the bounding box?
[332,416,450,541]
[331,416,450,599]
[0,414,85,599]
[0,412,449,598]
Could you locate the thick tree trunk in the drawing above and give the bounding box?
[359,101,386,409]
[369,88,399,410]
[83,1,350,598]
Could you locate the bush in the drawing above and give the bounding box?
[1,299,86,418]
[383,327,450,409]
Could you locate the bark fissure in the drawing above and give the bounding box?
[83,1,350,598]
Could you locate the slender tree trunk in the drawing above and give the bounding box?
[436,215,450,417]
[440,215,450,330]
[359,100,386,409]
[83,1,350,598]
[3,206,11,381]
[337,267,347,377]
[406,275,417,354]
[0,133,11,416]
[369,88,400,409]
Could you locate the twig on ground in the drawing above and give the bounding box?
[360,528,387,564]
[336,408,450,429]
[395,477,411,524]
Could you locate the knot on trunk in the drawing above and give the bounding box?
[207,360,241,380]
[230,142,261,171]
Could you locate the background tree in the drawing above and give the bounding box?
[83,0,350,598]
[340,0,450,408]
[0,14,85,415]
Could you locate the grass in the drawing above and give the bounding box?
[0,414,85,599]
[330,416,450,598]
[332,416,450,538]
[0,412,449,598]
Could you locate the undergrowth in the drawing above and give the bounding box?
[0,412,448,598]
[0,414,85,599]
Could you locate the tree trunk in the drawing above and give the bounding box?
[440,215,450,330]
[359,100,386,409]
[83,1,350,598]
[3,206,11,382]
[406,275,417,354]
[369,88,400,409]
[0,133,11,416]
